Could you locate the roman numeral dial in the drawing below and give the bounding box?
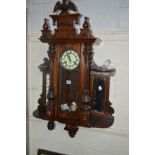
[60,50,80,70]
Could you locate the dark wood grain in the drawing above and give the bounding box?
[33,0,115,137]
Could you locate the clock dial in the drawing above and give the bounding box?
[60,50,80,70]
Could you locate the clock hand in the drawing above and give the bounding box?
[74,61,77,65]
[67,53,71,63]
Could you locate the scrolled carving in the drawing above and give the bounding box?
[54,28,77,39]
[47,44,56,62]
[58,19,73,26]
[83,43,94,64]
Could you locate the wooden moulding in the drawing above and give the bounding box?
[33,0,115,137]
[33,109,114,128]
[50,13,81,23]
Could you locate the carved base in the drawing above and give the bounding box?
[64,123,79,138]
[33,109,114,136]
[47,121,55,130]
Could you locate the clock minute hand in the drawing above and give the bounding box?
[67,53,71,62]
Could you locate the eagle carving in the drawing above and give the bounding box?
[53,0,78,14]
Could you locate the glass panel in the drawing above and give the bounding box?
[58,66,80,112]
[93,78,104,112]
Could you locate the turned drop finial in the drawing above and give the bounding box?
[83,17,90,29]
[43,18,49,30]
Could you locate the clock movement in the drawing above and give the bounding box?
[33,0,116,138]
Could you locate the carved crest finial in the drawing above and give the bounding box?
[53,0,78,14]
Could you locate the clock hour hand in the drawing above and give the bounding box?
[74,61,77,65]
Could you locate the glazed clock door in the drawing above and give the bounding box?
[58,48,81,112]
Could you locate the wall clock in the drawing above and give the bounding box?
[33,0,116,138]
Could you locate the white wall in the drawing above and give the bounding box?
[27,0,129,155]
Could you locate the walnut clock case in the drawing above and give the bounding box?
[33,0,116,138]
